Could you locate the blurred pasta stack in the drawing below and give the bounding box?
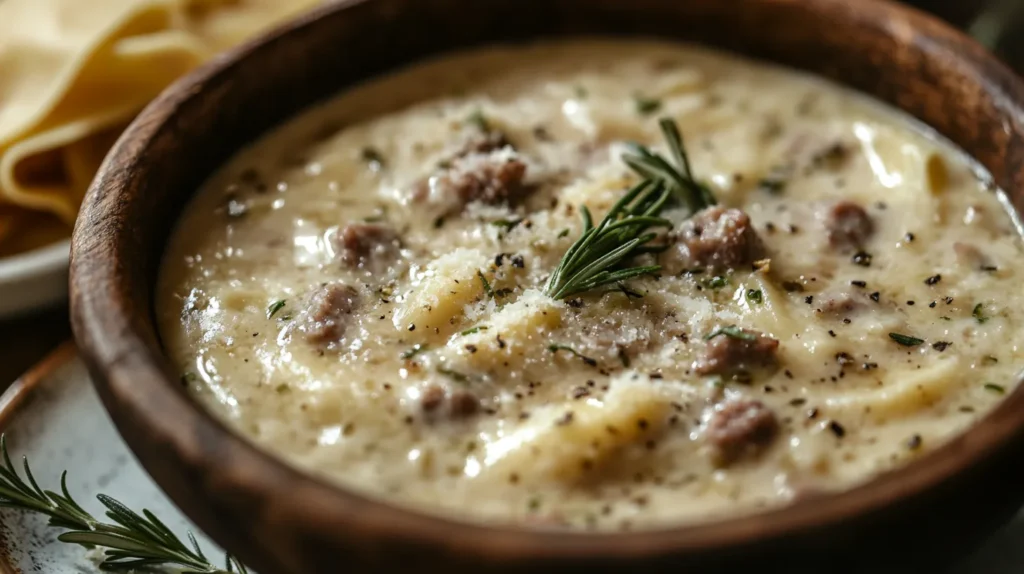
[0,0,320,256]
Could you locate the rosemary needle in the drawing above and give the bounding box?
[621,117,716,214]
[546,118,714,300]
[0,435,246,573]
[545,179,671,299]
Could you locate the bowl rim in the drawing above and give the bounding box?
[70,0,1024,565]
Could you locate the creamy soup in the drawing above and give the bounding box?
[157,40,1024,530]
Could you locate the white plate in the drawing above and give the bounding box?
[0,240,69,319]
[0,344,1020,573]
[0,344,224,574]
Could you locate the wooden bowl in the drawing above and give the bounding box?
[69,0,1024,572]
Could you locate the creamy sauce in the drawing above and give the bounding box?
[156,40,1024,530]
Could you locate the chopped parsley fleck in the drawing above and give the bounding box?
[460,326,489,336]
[437,367,470,384]
[363,206,387,222]
[973,303,990,324]
[466,109,490,131]
[888,332,924,347]
[402,344,428,360]
[984,383,1006,395]
[705,275,729,290]
[705,325,756,341]
[633,95,662,116]
[266,300,286,319]
[491,218,522,231]
[275,384,291,394]
[549,344,598,367]
[558,228,570,238]
[477,270,493,298]
[746,288,763,304]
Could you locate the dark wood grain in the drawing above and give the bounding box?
[69,1,1024,573]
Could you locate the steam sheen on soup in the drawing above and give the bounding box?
[157,40,1024,530]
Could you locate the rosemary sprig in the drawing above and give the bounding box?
[544,180,672,299]
[0,435,246,573]
[622,118,716,214]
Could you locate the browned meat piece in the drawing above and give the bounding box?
[694,328,779,377]
[427,150,529,208]
[420,385,447,412]
[335,223,400,269]
[824,201,873,251]
[661,207,765,273]
[454,130,512,158]
[449,390,480,418]
[301,283,359,344]
[706,398,779,465]
[420,384,479,420]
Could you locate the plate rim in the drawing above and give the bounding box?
[0,341,78,574]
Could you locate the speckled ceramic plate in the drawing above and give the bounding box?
[0,344,1021,573]
[0,343,224,574]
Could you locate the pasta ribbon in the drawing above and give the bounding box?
[0,0,319,245]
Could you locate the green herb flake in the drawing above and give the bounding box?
[548,344,599,367]
[275,384,291,394]
[267,300,286,319]
[984,383,1006,395]
[527,496,543,511]
[557,228,570,238]
[491,218,522,231]
[363,206,388,223]
[461,326,489,336]
[437,367,470,384]
[705,325,757,341]
[973,303,990,324]
[705,275,729,290]
[402,344,428,360]
[634,95,662,116]
[466,109,490,132]
[746,288,764,304]
[477,270,494,298]
[888,332,925,347]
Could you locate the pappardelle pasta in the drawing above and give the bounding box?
[0,0,320,253]
[157,40,1024,530]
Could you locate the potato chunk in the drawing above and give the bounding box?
[451,289,562,371]
[480,374,672,484]
[393,248,488,338]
